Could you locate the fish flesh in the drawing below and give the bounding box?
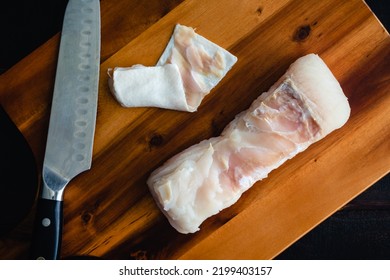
[148,54,350,234]
[157,24,238,111]
[147,54,351,234]
[108,24,237,112]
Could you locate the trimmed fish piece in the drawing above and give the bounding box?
[158,24,238,111]
[108,24,237,112]
[147,54,351,234]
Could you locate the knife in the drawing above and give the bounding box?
[30,0,100,260]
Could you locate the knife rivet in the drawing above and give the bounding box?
[42,218,51,227]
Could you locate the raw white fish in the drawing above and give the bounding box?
[157,24,238,111]
[108,24,237,112]
[147,54,351,234]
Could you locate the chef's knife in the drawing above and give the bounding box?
[30,0,100,260]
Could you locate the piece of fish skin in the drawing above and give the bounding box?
[147,53,351,234]
[108,64,188,110]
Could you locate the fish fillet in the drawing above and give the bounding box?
[147,54,351,234]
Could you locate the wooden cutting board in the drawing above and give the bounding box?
[0,0,389,259]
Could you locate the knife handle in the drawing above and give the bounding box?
[30,198,63,260]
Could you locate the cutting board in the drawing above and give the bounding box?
[0,0,389,259]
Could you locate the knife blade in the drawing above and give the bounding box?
[30,0,100,260]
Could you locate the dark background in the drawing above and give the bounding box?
[0,0,389,259]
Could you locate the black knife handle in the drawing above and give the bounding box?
[30,198,63,260]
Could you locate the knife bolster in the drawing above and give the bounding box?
[41,166,69,200]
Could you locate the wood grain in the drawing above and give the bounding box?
[0,0,389,259]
